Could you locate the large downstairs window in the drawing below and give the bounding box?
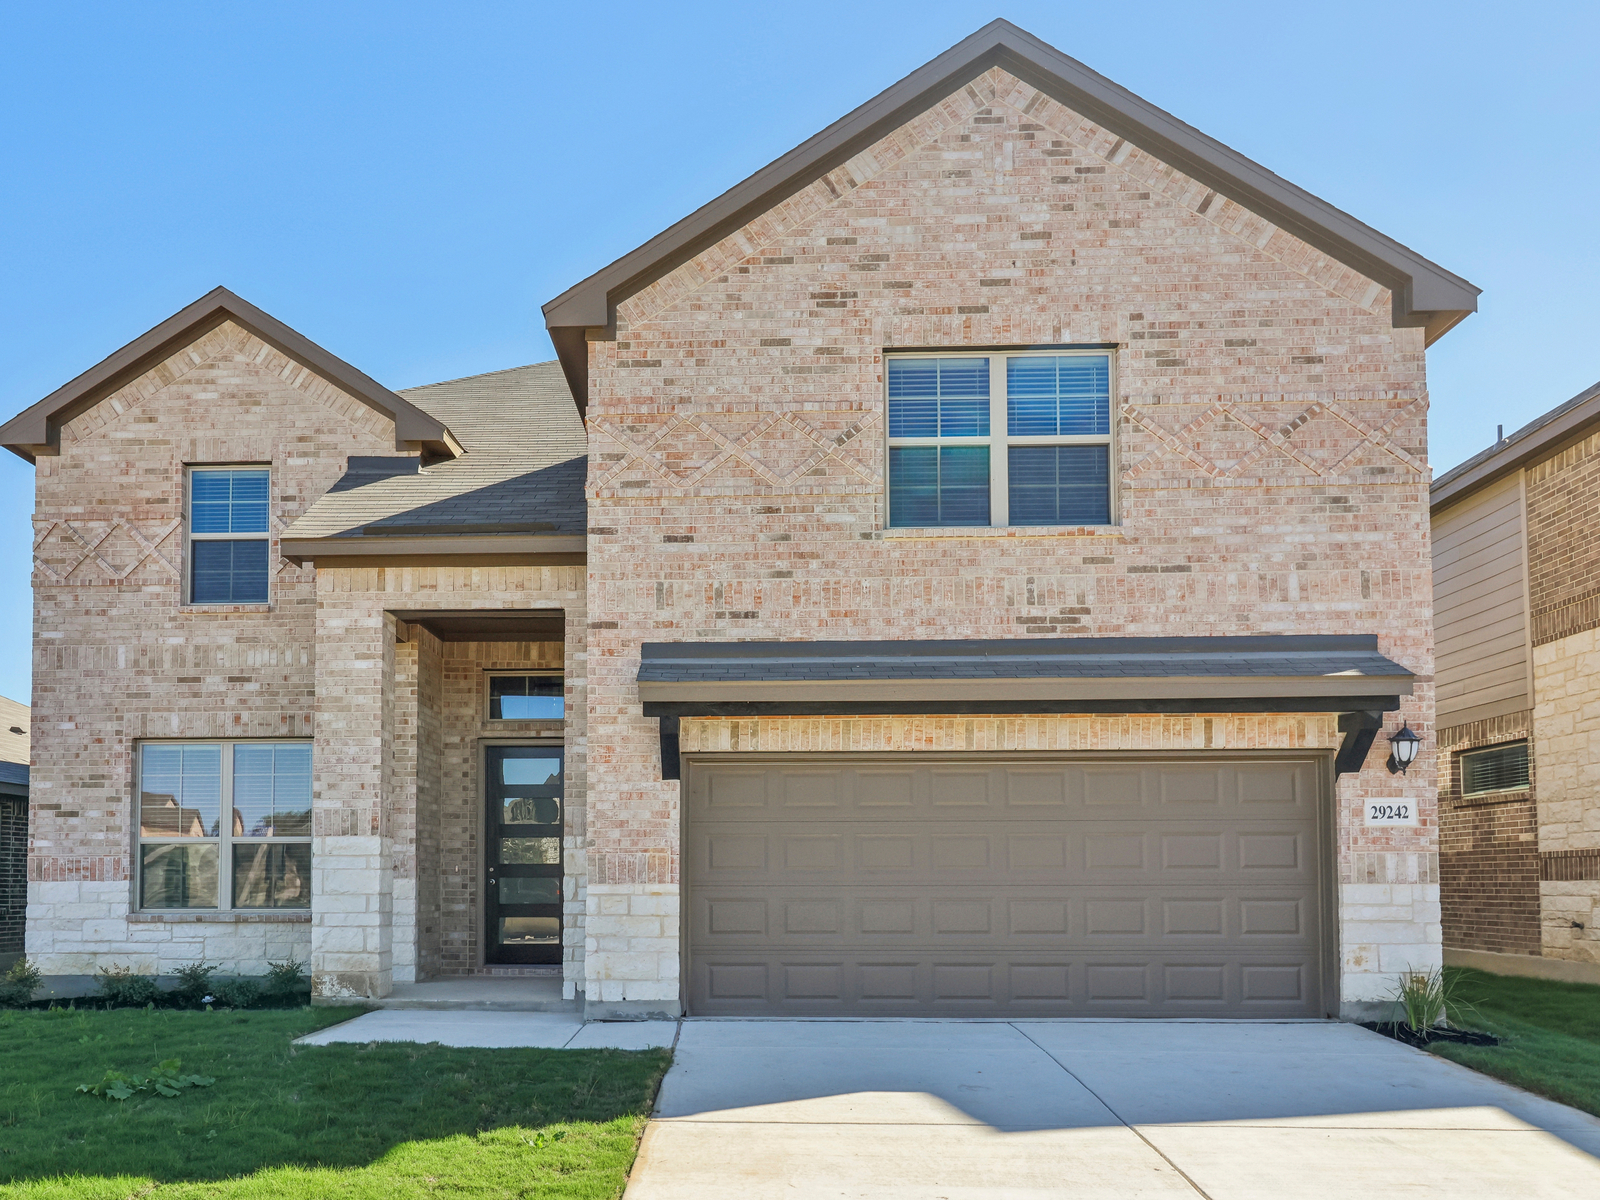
[188,467,271,604]
[137,741,311,910]
[886,350,1115,528]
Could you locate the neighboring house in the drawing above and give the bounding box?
[0,21,1478,1019]
[1432,380,1600,984]
[0,694,29,971]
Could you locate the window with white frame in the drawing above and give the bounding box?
[188,467,271,604]
[137,741,311,910]
[885,350,1115,528]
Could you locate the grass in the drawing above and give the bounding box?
[1427,966,1600,1118]
[0,1005,671,1199]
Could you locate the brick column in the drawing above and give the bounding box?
[310,589,394,999]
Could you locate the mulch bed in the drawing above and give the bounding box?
[1361,1021,1501,1049]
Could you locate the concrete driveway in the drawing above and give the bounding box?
[624,1019,1600,1199]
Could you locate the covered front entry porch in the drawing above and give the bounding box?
[305,580,588,1005]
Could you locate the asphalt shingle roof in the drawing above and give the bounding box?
[283,360,586,539]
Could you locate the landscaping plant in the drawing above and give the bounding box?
[0,956,42,1007]
[1392,965,1481,1033]
[94,964,161,1008]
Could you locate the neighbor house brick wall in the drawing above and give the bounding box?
[26,320,397,977]
[584,67,1439,1014]
[1,796,26,954]
[1526,428,1600,647]
[1437,711,1540,955]
[1532,626,1600,965]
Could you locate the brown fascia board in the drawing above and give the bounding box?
[278,533,585,565]
[636,673,1412,706]
[542,19,1480,412]
[0,286,463,464]
[1431,379,1600,514]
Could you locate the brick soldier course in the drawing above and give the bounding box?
[4,22,1482,1016]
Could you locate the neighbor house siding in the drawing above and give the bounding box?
[1432,473,1530,729]
[583,66,1439,1013]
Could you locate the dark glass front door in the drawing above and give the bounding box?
[485,745,563,964]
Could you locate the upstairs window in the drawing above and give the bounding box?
[188,467,270,604]
[886,350,1114,528]
[1460,741,1530,796]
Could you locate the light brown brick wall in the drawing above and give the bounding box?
[26,321,397,974]
[1527,431,1600,646]
[1437,711,1540,955]
[583,67,1439,1008]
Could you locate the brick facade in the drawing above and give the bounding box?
[0,796,24,955]
[583,67,1440,1014]
[1437,712,1540,955]
[1527,428,1600,647]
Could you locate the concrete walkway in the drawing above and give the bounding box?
[296,1009,677,1050]
[625,1019,1600,1199]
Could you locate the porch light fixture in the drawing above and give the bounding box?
[1386,723,1421,775]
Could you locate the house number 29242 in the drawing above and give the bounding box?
[1365,802,1418,827]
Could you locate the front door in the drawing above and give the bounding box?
[484,745,564,964]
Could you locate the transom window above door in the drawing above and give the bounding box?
[487,673,564,720]
[885,350,1115,529]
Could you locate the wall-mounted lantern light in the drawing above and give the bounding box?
[1386,723,1421,775]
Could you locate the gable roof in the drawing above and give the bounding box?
[279,360,586,562]
[1431,378,1600,513]
[0,287,462,463]
[543,19,1479,413]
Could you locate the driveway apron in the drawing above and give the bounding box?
[624,1019,1600,1200]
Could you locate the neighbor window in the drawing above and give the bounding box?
[137,741,311,910]
[487,674,565,720]
[886,350,1114,528]
[188,467,270,603]
[1460,741,1530,796]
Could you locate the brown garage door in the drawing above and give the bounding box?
[685,754,1330,1017]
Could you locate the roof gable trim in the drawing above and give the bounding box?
[543,20,1479,411]
[1,287,461,463]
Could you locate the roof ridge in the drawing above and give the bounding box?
[399,360,559,394]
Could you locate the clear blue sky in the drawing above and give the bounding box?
[2,2,1596,704]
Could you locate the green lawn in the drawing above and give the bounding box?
[0,1006,671,1199]
[1429,966,1600,1118]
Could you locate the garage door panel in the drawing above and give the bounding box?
[697,823,1316,886]
[687,756,1326,1017]
[690,760,1321,821]
[690,952,1321,1016]
[694,886,1317,951]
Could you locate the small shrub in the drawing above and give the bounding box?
[210,978,261,1009]
[94,965,161,1008]
[1393,966,1483,1032]
[0,957,43,1007]
[78,1058,215,1101]
[170,961,219,1007]
[264,958,309,1000]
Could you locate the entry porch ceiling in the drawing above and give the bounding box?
[637,634,1413,716]
[392,609,566,644]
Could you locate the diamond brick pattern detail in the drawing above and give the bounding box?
[589,410,881,492]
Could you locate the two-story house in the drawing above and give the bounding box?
[1433,380,1600,985]
[2,21,1477,1019]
